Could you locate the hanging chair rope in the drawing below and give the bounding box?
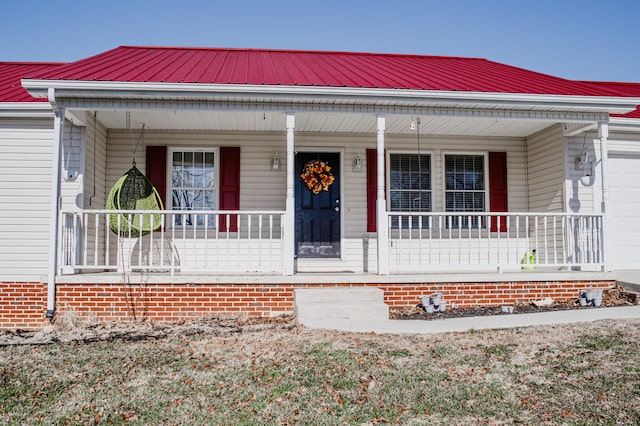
[126,112,145,166]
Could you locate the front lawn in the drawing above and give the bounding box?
[1,317,639,424]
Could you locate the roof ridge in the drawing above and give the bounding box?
[577,80,640,87]
[117,45,488,61]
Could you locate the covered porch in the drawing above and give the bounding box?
[51,104,611,278]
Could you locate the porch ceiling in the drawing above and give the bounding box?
[91,109,557,138]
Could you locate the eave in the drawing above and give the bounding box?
[22,79,640,116]
[0,102,53,118]
[609,117,640,133]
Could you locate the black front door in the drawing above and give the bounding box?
[295,152,341,258]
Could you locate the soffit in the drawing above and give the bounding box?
[93,109,555,138]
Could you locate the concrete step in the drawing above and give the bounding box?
[294,288,389,326]
[294,287,384,304]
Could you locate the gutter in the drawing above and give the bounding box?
[22,79,640,115]
[0,102,53,118]
[45,88,63,321]
[608,117,640,133]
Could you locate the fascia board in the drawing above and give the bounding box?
[22,79,640,114]
[0,102,53,118]
[609,117,640,133]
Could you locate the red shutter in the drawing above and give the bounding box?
[366,149,377,232]
[219,147,240,232]
[489,152,508,232]
[145,145,167,208]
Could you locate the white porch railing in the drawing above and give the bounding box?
[60,209,286,275]
[387,212,604,273]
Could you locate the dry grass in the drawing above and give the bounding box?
[1,316,640,425]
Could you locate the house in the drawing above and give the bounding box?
[1,46,639,329]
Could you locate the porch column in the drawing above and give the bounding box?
[46,88,64,319]
[283,112,296,275]
[376,114,389,275]
[598,120,610,271]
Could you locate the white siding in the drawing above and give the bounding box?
[527,124,565,212]
[104,130,527,273]
[565,132,601,214]
[0,118,54,281]
[562,129,640,216]
[83,114,109,209]
[60,123,84,210]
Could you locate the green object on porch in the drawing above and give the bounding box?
[106,165,163,237]
[521,249,536,270]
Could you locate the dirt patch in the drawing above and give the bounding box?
[0,315,298,347]
[390,285,638,320]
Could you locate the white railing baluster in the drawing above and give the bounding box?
[247,214,252,269]
[467,215,471,265]
[543,216,547,265]
[82,213,89,267]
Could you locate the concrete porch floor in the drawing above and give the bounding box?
[55,269,615,285]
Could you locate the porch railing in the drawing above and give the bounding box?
[60,209,286,275]
[387,212,604,273]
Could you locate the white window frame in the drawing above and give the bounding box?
[386,150,433,229]
[386,150,433,211]
[166,147,220,228]
[442,151,489,228]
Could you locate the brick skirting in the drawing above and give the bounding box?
[1,280,615,330]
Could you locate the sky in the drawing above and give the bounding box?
[1,0,638,83]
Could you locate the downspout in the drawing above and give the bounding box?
[45,88,64,320]
[598,120,610,271]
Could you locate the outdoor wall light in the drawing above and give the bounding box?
[353,154,363,172]
[272,153,281,171]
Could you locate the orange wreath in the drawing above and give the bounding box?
[300,160,335,194]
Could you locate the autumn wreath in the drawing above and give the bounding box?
[300,160,335,194]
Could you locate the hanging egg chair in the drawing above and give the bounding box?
[106,165,163,237]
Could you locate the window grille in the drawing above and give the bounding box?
[389,153,431,229]
[170,150,216,227]
[444,154,485,229]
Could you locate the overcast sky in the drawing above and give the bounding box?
[2,0,638,82]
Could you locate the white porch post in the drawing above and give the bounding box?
[376,114,389,275]
[599,120,610,271]
[46,88,64,319]
[283,112,296,275]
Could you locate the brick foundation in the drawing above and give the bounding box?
[0,280,615,330]
[1,282,49,329]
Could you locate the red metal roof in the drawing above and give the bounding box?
[580,81,640,118]
[27,46,630,97]
[0,62,65,102]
